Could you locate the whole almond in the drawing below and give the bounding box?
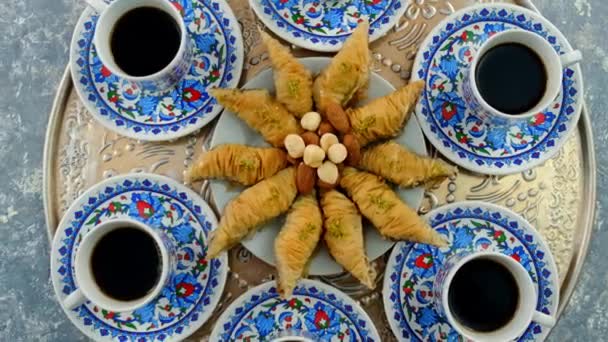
[296,163,316,194]
[325,102,351,134]
[318,121,336,136]
[300,131,320,146]
[343,134,361,166]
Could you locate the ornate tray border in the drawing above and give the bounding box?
[44,0,595,339]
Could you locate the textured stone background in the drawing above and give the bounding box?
[0,0,605,340]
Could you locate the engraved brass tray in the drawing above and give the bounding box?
[43,0,595,340]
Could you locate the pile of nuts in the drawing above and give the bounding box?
[284,103,361,194]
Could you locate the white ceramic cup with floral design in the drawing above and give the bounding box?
[85,0,192,92]
[63,218,175,312]
[463,29,582,126]
[433,251,555,342]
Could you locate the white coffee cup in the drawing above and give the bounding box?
[463,29,582,126]
[433,251,555,342]
[63,218,175,312]
[85,0,192,93]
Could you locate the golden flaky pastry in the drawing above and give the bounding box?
[313,21,370,115]
[346,80,424,146]
[210,88,302,147]
[275,193,323,298]
[187,144,288,186]
[204,26,450,272]
[321,190,376,289]
[260,30,313,118]
[359,141,457,188]
[340,168,447,247]
[207,167,298,258]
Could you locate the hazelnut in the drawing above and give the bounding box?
[300,111,322,131]
[284,134,306,158]
[317,161,339,185]
[303,145,325,168]
[327,143,348,164]
[320,133,339,152]
[317,178,337,189]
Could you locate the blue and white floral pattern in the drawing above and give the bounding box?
[412,4,583,174]
[70,0,243,141]
[210,280,381,341]
[51,174,228,341]
[250,0,407,51]
[383,201,559,341]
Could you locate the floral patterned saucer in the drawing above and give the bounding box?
[50,173,228,341]
[70,0,243,141]
[210,279,381,341]
[249,0,407,52]
[383,201,559,341]
[412,4,583,174]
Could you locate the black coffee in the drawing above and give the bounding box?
[91,227,161,301]
[110,7,181,76]
[448,259,519,332]
[475,43,547,115]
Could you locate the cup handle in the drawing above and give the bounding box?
[560,50,583,68]
[85,0,108,13]
[532,311,556,327]
[63,288,86,309]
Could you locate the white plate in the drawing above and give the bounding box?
[210,56,427,275]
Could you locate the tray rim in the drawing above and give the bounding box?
[42,0,596,333]
[43,64,71,244]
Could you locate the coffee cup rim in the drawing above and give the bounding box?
[468,29,562,120]
[440,251,537,341]
[73,218,170,312]
[93,0,188,82]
